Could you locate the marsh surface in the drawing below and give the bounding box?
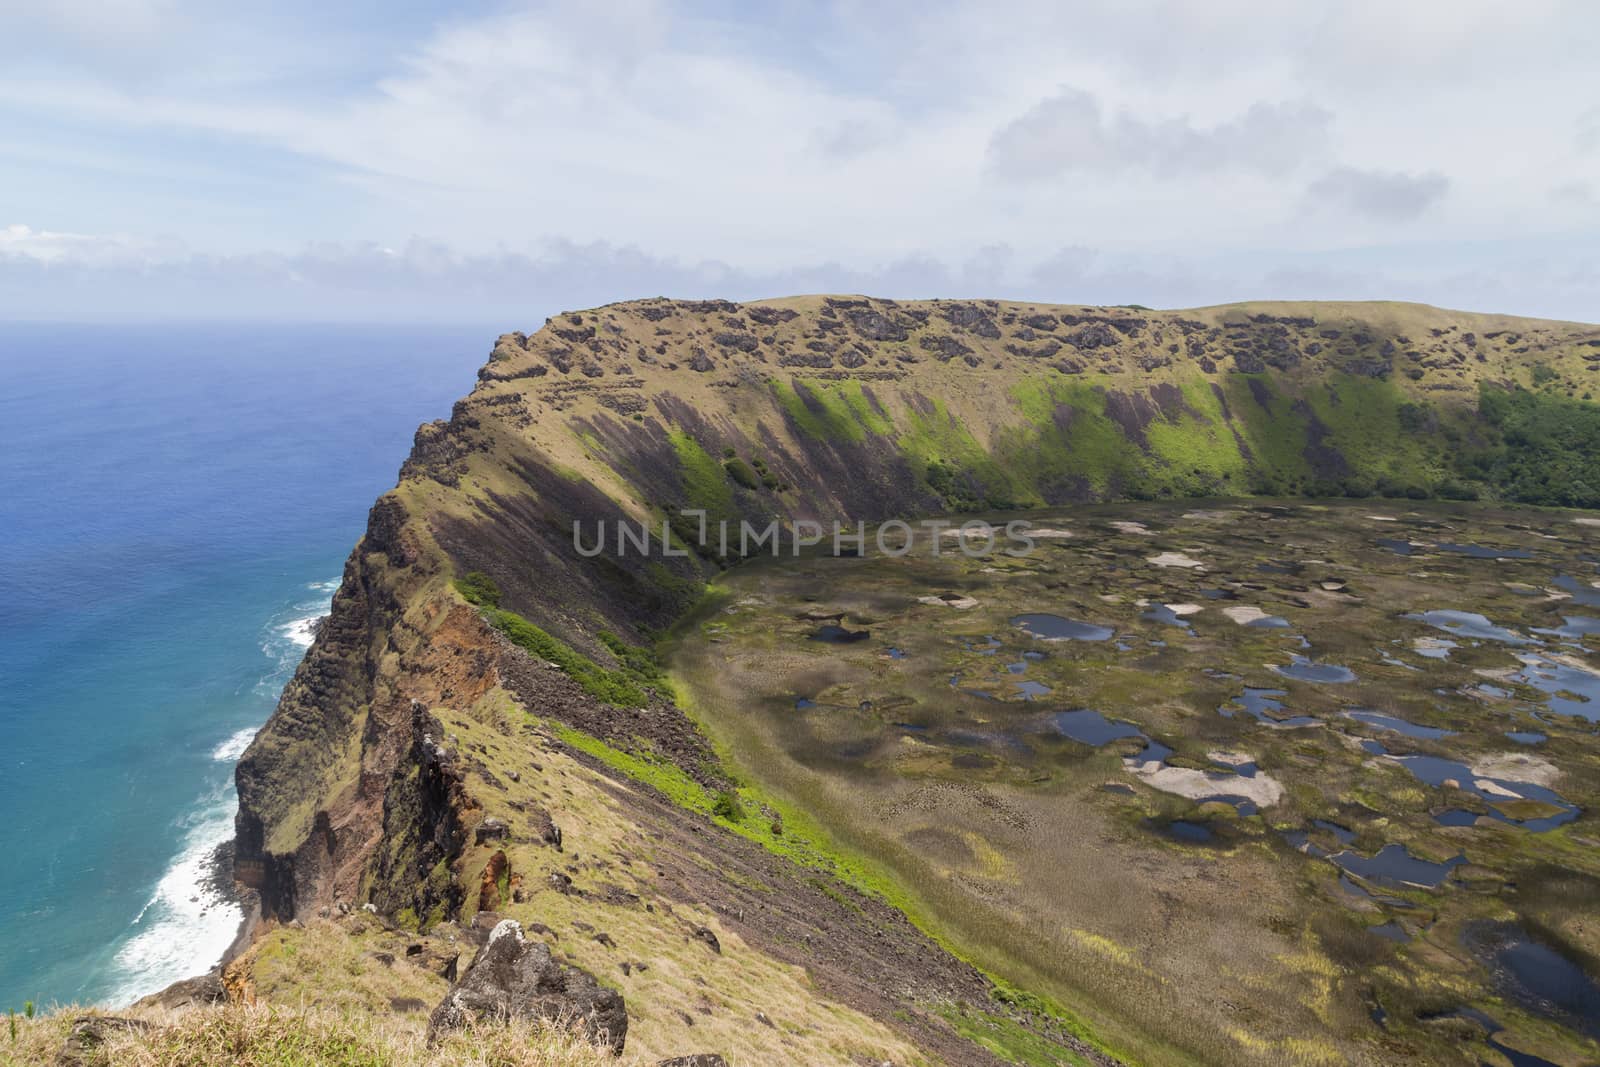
[671,500,1600,1065]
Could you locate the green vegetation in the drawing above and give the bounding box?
[900,392,1026,511]
[989,369,1600,507]
[711,790,746,822]
[1303,374,1452,495]
[488,610,655,708]
[1461,384,1600,507]
[722,456,761,489]
[548,716,922,916]
[748,456,783,490]
[642,561,706,615]
[596,629,667,685]
[1222,375,1312,495]
[667,430,733,518]
[1141,379,1249,495]
[940,1005,1095,1067]
[451,570,501,609]
[1004,374,1219,499]
[773,378,894,443]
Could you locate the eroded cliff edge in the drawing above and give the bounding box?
[232,295,1600,1064]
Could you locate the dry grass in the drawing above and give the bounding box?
[3,1003,644,1067]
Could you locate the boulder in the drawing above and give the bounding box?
[690,925,722,954]
[656,1057,730,1067]
[474,816,510,845]
[427,919,627,1053]
[131,972,227,1012]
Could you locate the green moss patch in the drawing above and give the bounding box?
[489,610,659,708]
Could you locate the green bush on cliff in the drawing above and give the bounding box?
[722,457,761,490]
[452,570,501,609]
[711,790,745,823]
[489,610,662,708]
[597,629,666,683]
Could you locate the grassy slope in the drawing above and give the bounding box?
[2,1002,634,1067]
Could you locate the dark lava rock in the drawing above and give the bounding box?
[534,808,563,850]
[713,331,759,353]
[131,972,227,1012]
[919,333,973,361]
[746,305,798,326]
[691,925,722,954]
[689,350,715,373]
[845,309,908,342]
[1066,324,1119,349]
[428,919,628,1053]
[942,304,1001,339]
[554,325,596,344]
[780,351,835,368]
[1233,350,1266,374]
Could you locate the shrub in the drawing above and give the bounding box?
[489,610,651,708]
[723,457,761,490]
[712,791,745,823]
[452,570,501,609]
[597,630,666,683]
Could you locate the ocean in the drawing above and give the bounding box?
[0,321,487,1009]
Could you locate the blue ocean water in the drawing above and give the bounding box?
[0,322,487,1009]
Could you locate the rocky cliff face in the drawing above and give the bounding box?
[232,295,1598,1063]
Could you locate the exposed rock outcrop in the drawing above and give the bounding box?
[131,973,228,1013]
[427,919,627,1054]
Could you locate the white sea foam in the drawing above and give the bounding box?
[254,580,338,693]
[102,576,339,1006]
[210,727,258,762]
[103,786,241,1007]
[281,614,321,649]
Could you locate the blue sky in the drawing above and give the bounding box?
[2,0,1596,322]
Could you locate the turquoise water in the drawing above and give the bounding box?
[0,322,486,1008]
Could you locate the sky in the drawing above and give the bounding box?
[1,0,1597,323]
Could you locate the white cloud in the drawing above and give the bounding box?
[986,89,1331,181]
[0,1,1595,318]
[0,223,175,265]
[1304,168,1450,222]
[1579,107,1600,152]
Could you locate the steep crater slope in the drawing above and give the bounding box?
[234,296,1599,1065]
